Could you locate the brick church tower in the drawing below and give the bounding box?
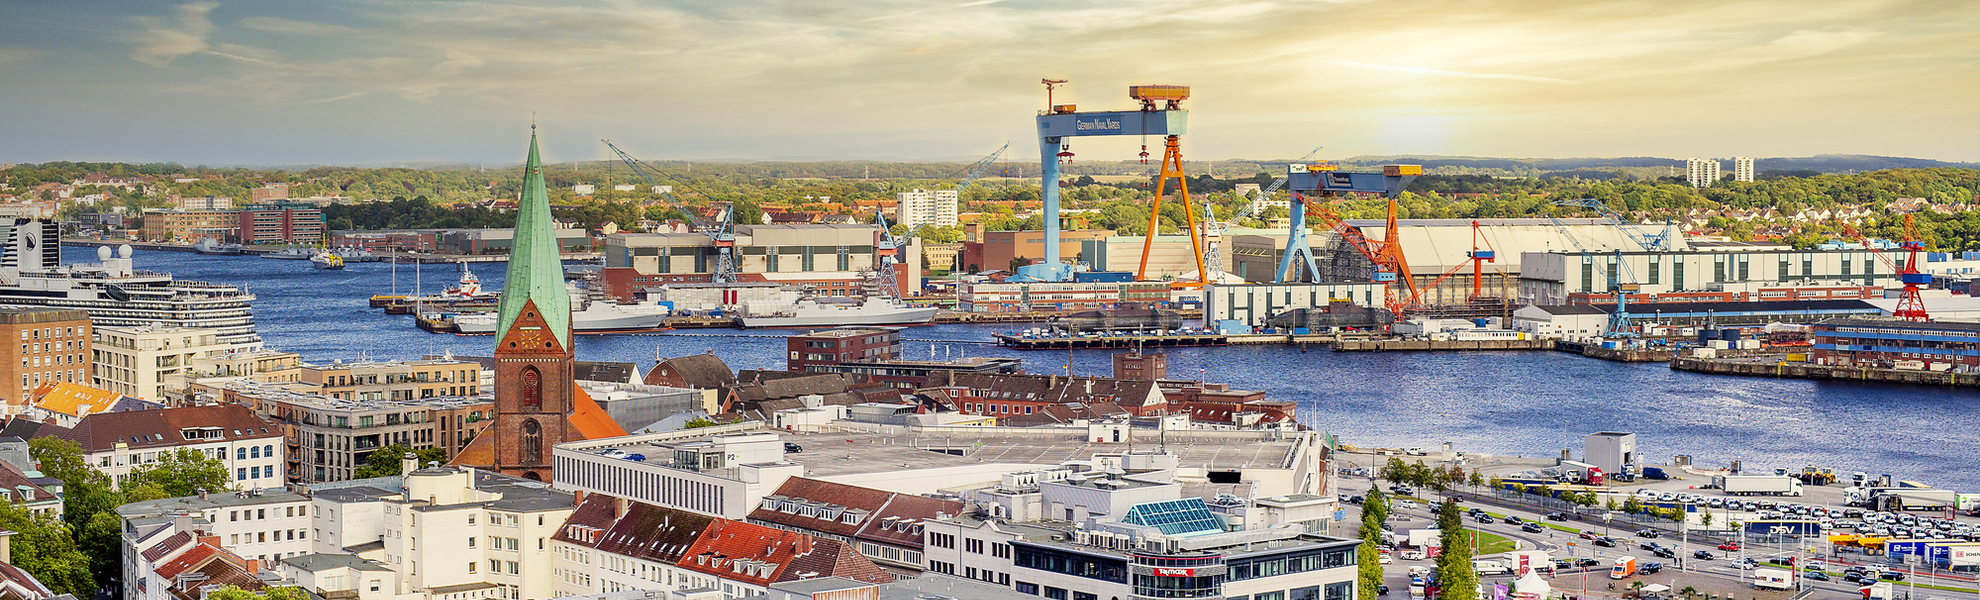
[448,128,626,480]
[489,127,576,481]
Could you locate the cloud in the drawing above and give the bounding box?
[238,16,354,35]
[129,1,218,67]
[1329,61,1582,85]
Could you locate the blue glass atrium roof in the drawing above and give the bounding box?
[1121,498,1225,536]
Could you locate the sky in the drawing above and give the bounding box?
[2,0,1977,166]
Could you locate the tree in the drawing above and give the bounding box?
[1357,504,1385,600]
[204,586,311,600]
[1467,468,1484,491]
[352,444,449,479]
[1435,500,1478,600]
[126,448,232,497]
[1380,457,1409,484]
[1623,496,1645,515]
[1363,487,1390,528]
[0,502,92,597]
[682,417,719,429]
[731,200,764,226]
[1699,512,1713,530]
[32,437,125,592]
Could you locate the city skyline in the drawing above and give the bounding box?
[2,0,1976,165]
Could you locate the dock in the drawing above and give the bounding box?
[994,333,1229,350]
[1333,339,1555,352]
[1672,356,1980,387]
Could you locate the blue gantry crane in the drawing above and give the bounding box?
[1024,80,1196,282]
[955,143,1009,191]
[1551,198,1676,251]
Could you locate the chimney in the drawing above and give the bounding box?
[197,487,208,501]
[244,558,260,573]
[401,452,419,475]
[614,496,630,520]
[573,490,587,507]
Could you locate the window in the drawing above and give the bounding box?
[520,419,542,465]
[237,448,247,460]
[468,538,477,548]
[1016,582,1040,595]
[1045,587,1068,600]
[521,367,542,410]
[966,538,985,554]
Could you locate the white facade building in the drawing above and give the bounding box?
[895,189,959,228]
[119,490,318,600]
[1686,158,1721,189]
[1733,157,1755,183]
[1511,305,1610,339]
[72,403,286,490]
[552,426,803,520]
[92,324,240,401]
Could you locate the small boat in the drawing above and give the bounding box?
[261,245,313,260]
[192,237,243,255]
[310,249,345,270]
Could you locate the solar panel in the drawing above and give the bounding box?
[1121,498,1224,536]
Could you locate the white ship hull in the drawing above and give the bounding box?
[451,302,667,334]
[740,302,940,328]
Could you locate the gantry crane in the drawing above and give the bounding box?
[1275,165,1419,314]
[1026,80,1190,282]
[1406,220,1500,305]
[604,140,737,283]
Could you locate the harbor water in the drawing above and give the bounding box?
[99,247,1980,491]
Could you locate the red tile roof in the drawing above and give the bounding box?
[57,404,279,453]
[555,495,716,565]
[141,531,194,563]
[779,537,893,584]
[748,478,962,551]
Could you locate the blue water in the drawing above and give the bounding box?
[81,247,1980,490]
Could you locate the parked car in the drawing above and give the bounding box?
[1547,512,1570,521]
[1652,547,1675,559]
[1634,529,1660,538]
[1638,541,1659,551]
[1593,537,1618,548]
[1400,550,1426,561]
[1398,500,1420,509]
[1693,550,1715,560]
[784,442,803,453]
[1768,557,1795,566]
[1718,543,1741,551]
[1806,572,1831,582]
[1641,562,1663,575]
[1378,585,1390,595]
[1522,522,1545,533]
[1579,531,1600,540]
[1576,558,1601,568]
[1843,573,1868,583]
[1880,571,1906,581]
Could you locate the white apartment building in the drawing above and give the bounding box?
[1733,157,1756,183]
[1685,158,1721,189]
[120,490,317,600]
[922,468,1362,600]
[375,465,576,600]
[93,324,239,401]
[70,403,286,490]
[895,189,959,228]
[552,426,802,519]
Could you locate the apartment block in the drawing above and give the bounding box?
[1686,158,1721,189]
[0,306,91,408]
[895,189,959,228]
[191,380,493,483]
[140,209,239,242]
[92,324,237,402]
[301,358,486,401]
[54,403,286,489]
[237,204,325,245]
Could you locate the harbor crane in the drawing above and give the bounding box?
[1600,249,1643,337]
[1407,220,1500,304]
[871,209,907,304]
[1844,215,1931,321]
[603,140,737,283]
[1551,197,1676,251]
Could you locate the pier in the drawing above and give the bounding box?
[1672,356,1980,387]
[1333,339,1555,352]
[994,332,1229,350]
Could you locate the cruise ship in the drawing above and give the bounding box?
[0,222,259,346]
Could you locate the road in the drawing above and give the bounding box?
[1353,478,1966,600]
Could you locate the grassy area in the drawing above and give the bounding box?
[1474,531,1517,554]
[1900,581,1979,594]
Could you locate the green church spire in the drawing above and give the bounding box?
[496,127,572,346]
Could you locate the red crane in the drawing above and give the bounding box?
[1894,214,1931,321]
[1844,215,1930,321]
[1399,220,1499,308]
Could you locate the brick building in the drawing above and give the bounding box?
[236,204,324,245]
[139,209,238,242]
[0,306,91,409]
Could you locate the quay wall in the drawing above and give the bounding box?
[1334,339,1554,352]
[1671,357,1980,387]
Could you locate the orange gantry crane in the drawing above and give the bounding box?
[1301,195,1418,316]
[1843,215,1931,321]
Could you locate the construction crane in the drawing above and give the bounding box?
[603,140,737,283]
[1551,198,1675,251]
[1229,147,1324,224]
[1397,220,1501,308]
[1601,249,1643,337]
[953,143,1009,191]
